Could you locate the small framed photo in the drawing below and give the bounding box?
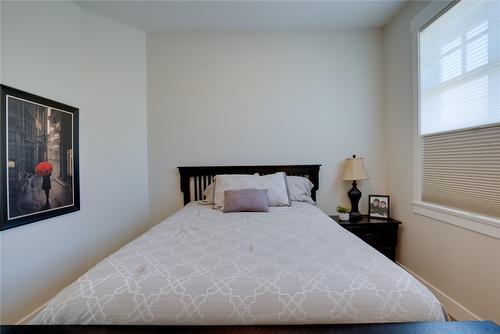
[368,195,390,219]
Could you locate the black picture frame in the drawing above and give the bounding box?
[368,195,390,220]
[1,85,80,231]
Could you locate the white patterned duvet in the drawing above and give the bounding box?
[30,202,446,324]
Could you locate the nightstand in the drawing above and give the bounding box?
[329,215,401,261]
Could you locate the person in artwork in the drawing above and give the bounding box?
[379,200,388,217]
[370,198,380,215]
[42,173,52,207]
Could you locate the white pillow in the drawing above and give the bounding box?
[204,173,258,205]
[286,175,315,203]
[214,172,290,208]
[202,182,215,204]
[259,173,291,207]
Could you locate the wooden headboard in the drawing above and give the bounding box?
[178,165,321,205]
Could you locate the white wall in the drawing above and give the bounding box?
[0,1,149,324]
[384,1,500,323]
[147,30,387,223]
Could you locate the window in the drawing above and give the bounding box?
[417,1,500,222]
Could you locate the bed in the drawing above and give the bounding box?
[29,165,446,325]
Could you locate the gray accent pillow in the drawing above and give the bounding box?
[223,189,269,213]
[286,175,315,203]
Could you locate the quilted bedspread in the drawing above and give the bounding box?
[30,202,446,324]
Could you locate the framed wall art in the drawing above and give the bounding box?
[1,85,80,230]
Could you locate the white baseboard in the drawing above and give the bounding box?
[16,302,47,325]
[398,262,481,321]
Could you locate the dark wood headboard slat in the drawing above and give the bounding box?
[178,165,321,205]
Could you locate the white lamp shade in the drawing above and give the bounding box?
[341,155,368,181]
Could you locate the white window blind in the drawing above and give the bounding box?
[419,0,500,219]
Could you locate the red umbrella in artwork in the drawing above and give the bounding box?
[35,161,53,176]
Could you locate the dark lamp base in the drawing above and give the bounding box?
[349,210,362,221]
[347,180,362,222]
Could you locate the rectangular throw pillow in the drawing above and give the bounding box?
[223,189,269,213]
[214,172,290,208]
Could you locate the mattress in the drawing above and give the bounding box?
[30,202,446,324]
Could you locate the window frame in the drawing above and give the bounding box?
[411,0,500,239]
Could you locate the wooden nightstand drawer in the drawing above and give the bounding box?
[347,225,398,246]
[349,229,380,243]
[329,215,401,261]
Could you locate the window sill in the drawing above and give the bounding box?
[412,201,500,239]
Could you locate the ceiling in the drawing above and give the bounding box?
[76,1,409,32]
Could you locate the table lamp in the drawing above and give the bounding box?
[341,154,369,221]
